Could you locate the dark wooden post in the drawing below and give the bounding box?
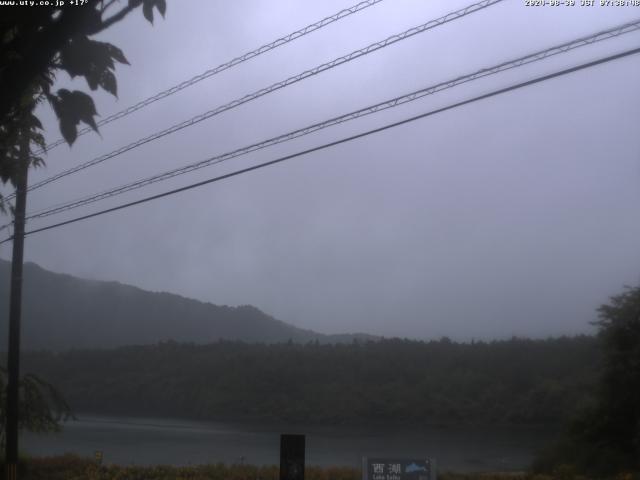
[5,135,29,480]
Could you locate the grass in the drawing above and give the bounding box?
[0,455,638,480]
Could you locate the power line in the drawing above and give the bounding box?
[2,44,638,246]
[36,0,386,155]
[13,0,504,200]
[19,18,640,223]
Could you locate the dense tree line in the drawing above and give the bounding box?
[18,336,598,427]
[534,287,640,475]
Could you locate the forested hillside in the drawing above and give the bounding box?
[21,336,599,426]
[0,259,373,349]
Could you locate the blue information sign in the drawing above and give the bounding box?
[363,458,436,480]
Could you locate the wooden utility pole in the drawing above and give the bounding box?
[5,133,29,480]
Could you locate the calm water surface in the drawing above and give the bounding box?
[22,414,557,472]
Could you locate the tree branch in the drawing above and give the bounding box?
[0,3,139,127]
[101,0,121,14]
[99,4,136,31]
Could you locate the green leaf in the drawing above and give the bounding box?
[66,90,98,132]
[106,44,129,65]
[59,116,77,145]
[155,0,166,18]
[85,69,100,90]
[100,70,117,97]
[59,36,123,96]
[80,6,103,36]
[50,89,99,145]
[142,1,154,23]
[59,35,91,78]
[30,155,45,168]
[31,132,46,151]
[28,113,42,130]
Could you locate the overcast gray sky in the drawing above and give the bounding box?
[2,0,640,340]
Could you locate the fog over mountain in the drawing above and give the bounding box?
[0,1,639,340]
[0,259,375,350]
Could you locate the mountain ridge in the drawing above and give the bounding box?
[0,259,377,350]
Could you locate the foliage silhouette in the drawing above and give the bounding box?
[0,0,166,210]
[534,286,640,474]
[0,366,73,451]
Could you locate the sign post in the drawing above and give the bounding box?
[280,434,305,480]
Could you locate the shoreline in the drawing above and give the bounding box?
[22,413,553,472]
[65,411,564,434]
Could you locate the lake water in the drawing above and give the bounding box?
[22,414,557,472]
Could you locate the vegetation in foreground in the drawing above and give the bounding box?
[1,455,350,480]
[3,454,638,480]
[533,286,640,475]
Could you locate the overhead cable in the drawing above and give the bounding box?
[3,44,638,245]
[36,0,387,154]
[20,18,640,223]
[13,0,504,200]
